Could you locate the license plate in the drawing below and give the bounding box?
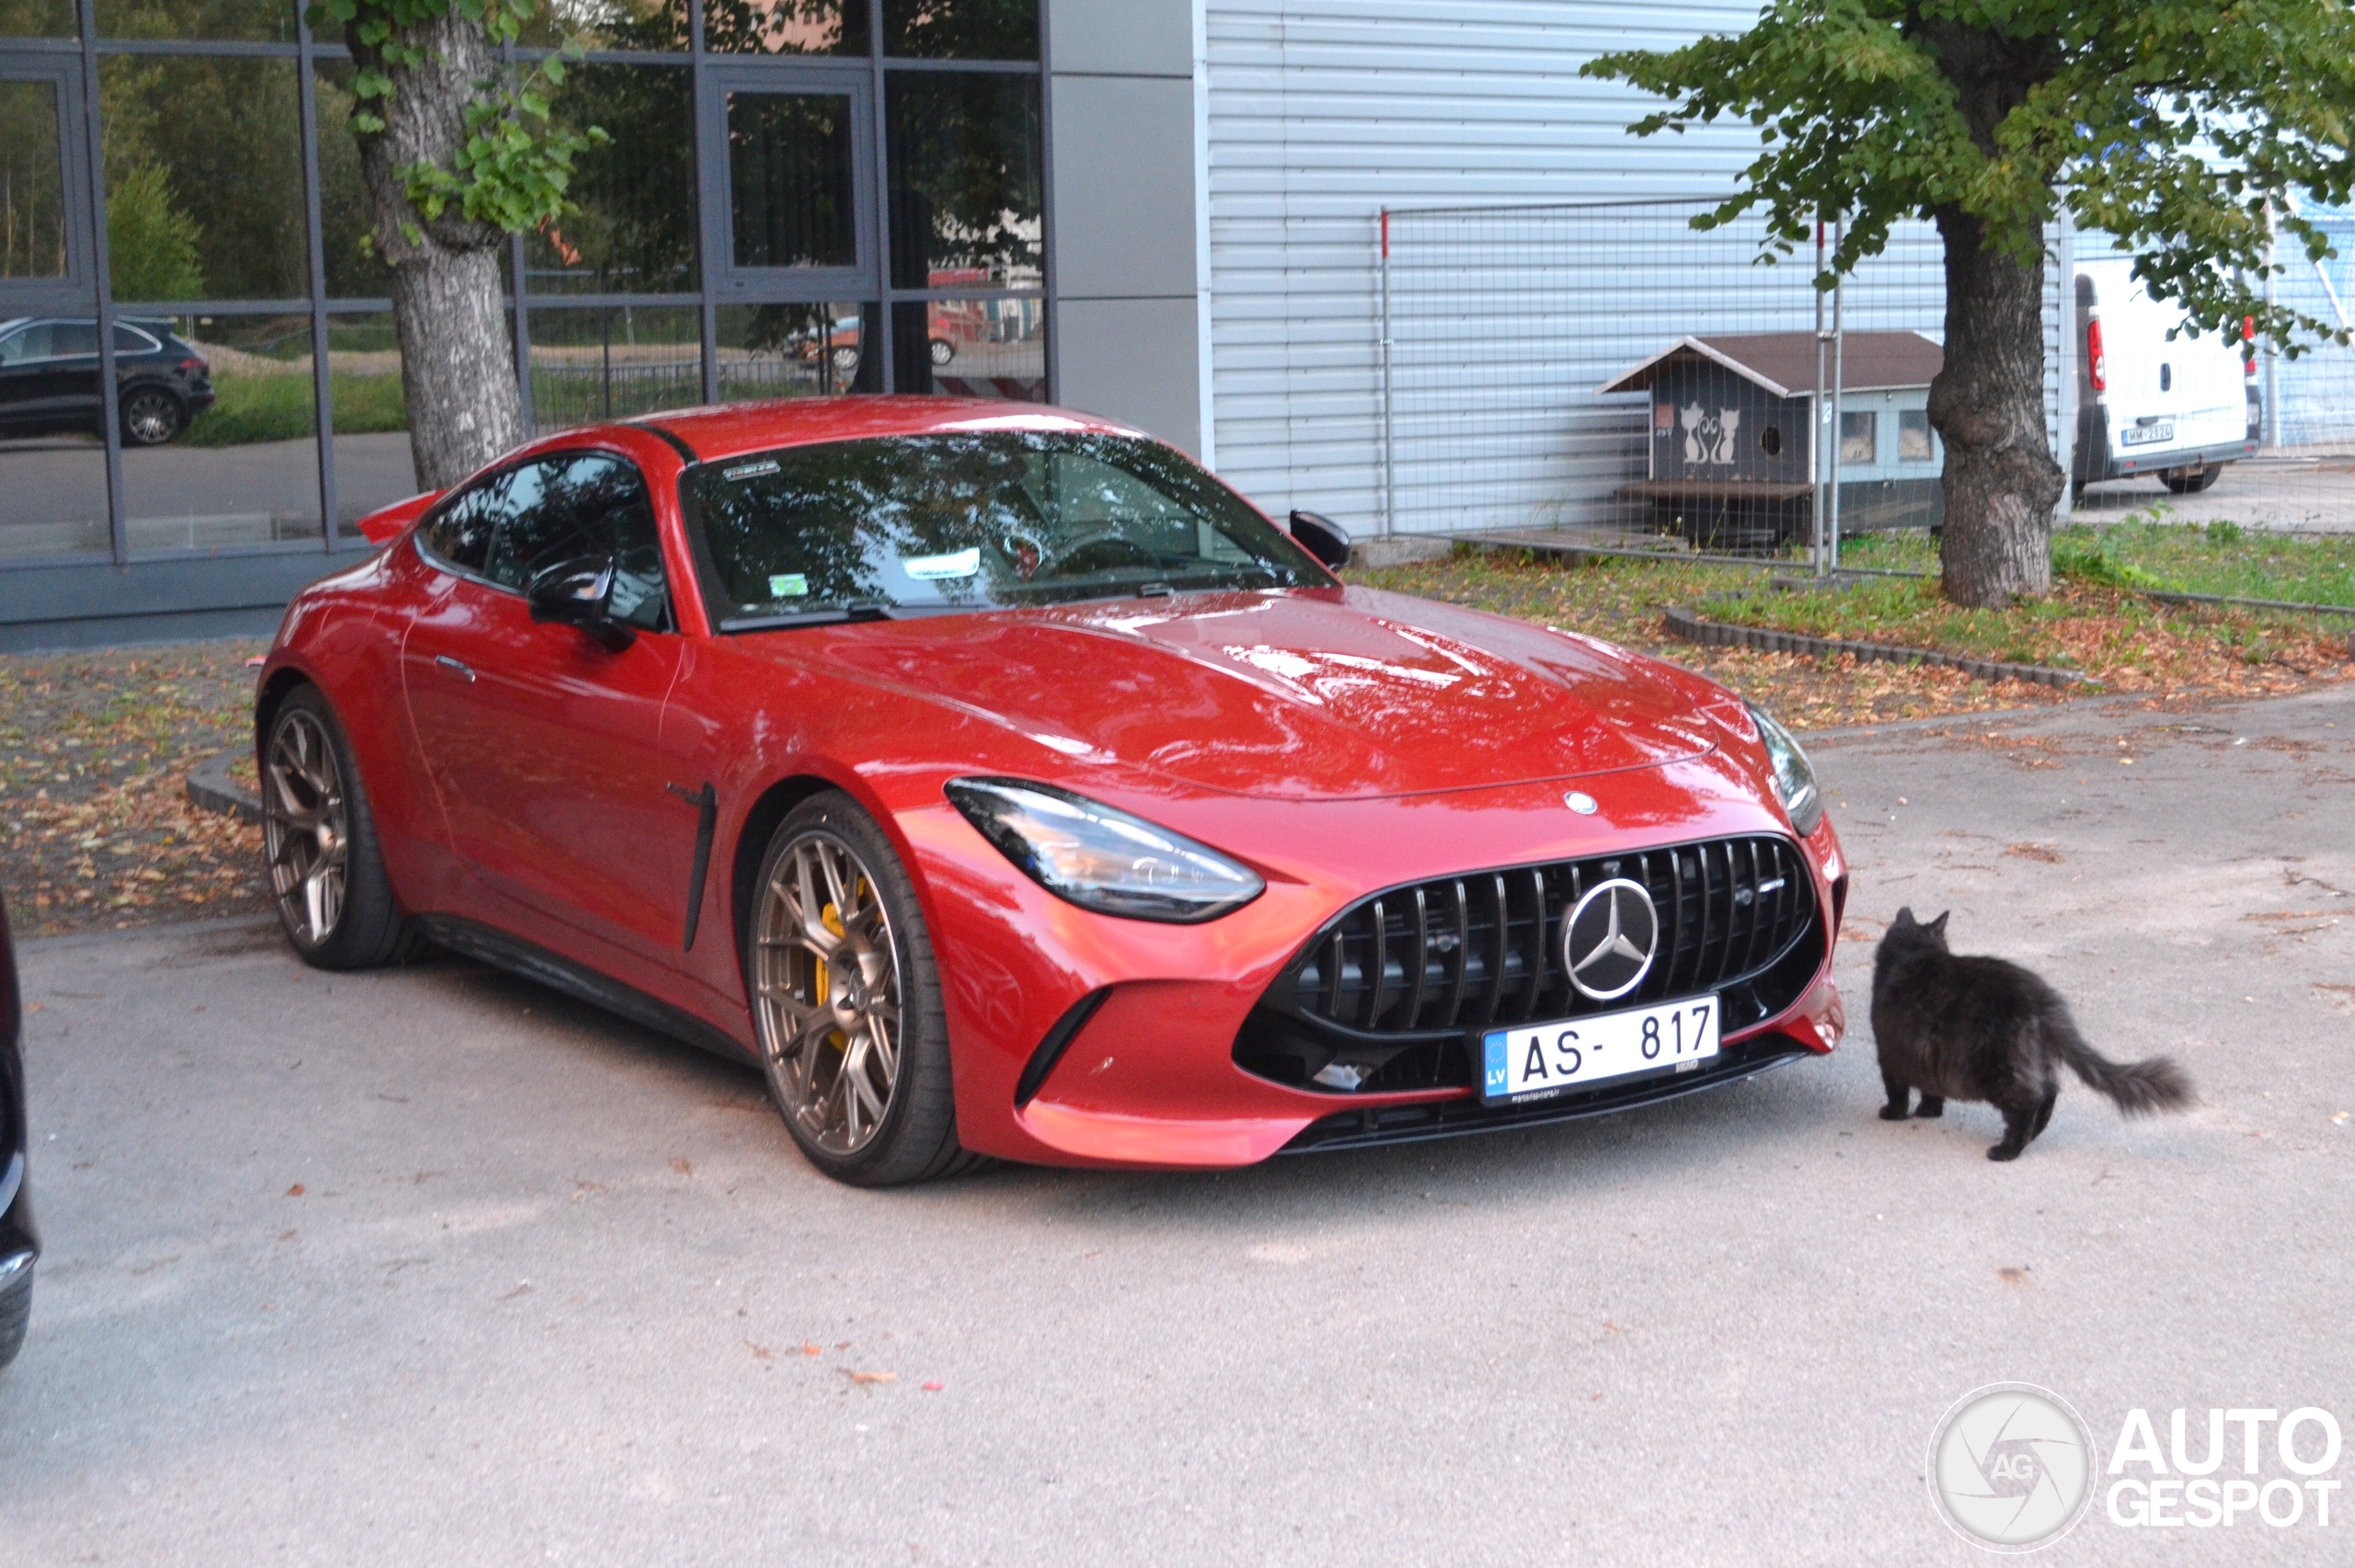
[2120,421,2176,447]
[1480,996,1719,1104]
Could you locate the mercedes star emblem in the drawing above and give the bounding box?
[1562,877,1660,1001]
[1564,791,1598,815]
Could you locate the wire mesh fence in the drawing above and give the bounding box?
[1376,197,2355,555]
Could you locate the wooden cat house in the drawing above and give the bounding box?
[1597,330,1947,546]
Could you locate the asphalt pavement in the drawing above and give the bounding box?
[2,684,2350,1564]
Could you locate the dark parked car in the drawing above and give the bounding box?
[0,893,34,1369]
[0,315,216,446]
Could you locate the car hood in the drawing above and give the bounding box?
[755,587,1718,801]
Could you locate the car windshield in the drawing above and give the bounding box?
[687,429,1320,628]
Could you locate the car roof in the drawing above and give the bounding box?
[624,395,1149,466]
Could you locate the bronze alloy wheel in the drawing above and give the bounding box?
[263,707,350,947]
[754,829,904,1156]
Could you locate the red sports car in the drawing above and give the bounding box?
[258,398,1848,1185]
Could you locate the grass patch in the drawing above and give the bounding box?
[1357,540,2351,729]
[2051,515,2355,606]
[184,370,408,448]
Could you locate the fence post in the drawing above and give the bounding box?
[1829,216,1844,573]
[1379,207,1396,537]
[1812,217,1829,577]
[2263,202,2281,449]
[2051,202,2076,520]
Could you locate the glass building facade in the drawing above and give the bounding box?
[0,0,1048,637]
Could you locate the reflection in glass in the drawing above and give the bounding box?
[316,64,394,300]
[1899,408,1935,462]
[529,305,702,429]
[100,55,307,303]
[0,80,68,280]
[892,296,1041,401]
[94,0,293,41]
[0,0,77,37]
[324,313,419,535]
[883,0,1036,61]
[886,73,1040,291]
[125,313,323,554]
[729,91,858,270]
[717,302,875,401]
[0,314,111,557]
[1839,410,1877,465]
[518,0,688,51]
[527,64,696,294]
[704,0,867,56]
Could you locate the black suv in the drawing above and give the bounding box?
[0,893,33,1370]
[0,315,217,446]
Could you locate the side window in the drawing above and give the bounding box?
[417,465,537,578]
[112,324,160,353]
[50,321,98,357]
[484,453,670,631]
[0,325,33,366]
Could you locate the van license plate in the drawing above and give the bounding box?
[2120,421,2176,447]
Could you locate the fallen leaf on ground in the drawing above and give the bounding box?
[801,1342,822,1356]
[845,1370,897,1385]
[285,1184,304,1196]
[922,1381,944,1391]
[1997,1266,2031,1285]
[2005,843,2065,864]
[747,1341,773,1360]
[671,1157,693,1175]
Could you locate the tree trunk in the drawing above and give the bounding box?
[344,10,523,491]
[1926,207,2063,608]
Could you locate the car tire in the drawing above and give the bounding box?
[120,386,186,446]
[262,686,415,971]
[2163,464,2221,494]
[0,1261,29,1369]
[747,793,979,1186]
[928,338,956,368]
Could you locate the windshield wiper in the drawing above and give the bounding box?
[720,600,896,633]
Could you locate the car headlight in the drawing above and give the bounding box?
[945,777,1266,923]
[1746,703,1823,837]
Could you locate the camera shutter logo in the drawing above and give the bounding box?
[1927,1384,2097,1551]
[1562,879,1659,1001]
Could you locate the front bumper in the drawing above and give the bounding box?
[913,759,1848,1170]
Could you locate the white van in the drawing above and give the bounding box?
[2073,259,2260,494]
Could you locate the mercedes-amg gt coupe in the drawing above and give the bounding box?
[257,397,1848,1185]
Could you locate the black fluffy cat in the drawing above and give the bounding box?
[1871,909,2192,1161]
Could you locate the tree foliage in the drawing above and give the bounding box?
[1584,1,2355,352]
[305,0,603,251]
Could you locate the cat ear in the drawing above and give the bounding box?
[1890,906,1915,928]
[1929,910,1950,934]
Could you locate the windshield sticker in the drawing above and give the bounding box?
[902,547,982,581]
[723,458,781,481]
[767,573,810,599]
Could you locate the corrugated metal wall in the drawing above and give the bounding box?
[1202,1,1769,528]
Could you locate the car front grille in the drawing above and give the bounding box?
[1233,834,1823,1095]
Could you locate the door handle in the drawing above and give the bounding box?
[434,654,476,682]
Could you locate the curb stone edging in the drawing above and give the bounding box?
[186,750,263,825]
[1660,608,2090,688]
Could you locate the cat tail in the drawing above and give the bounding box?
[2049,1023,2193,1116]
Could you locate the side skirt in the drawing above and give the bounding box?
[416,915,756,1066]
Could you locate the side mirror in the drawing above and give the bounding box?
[1289,509,1352,571]
[527,555,635,652]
